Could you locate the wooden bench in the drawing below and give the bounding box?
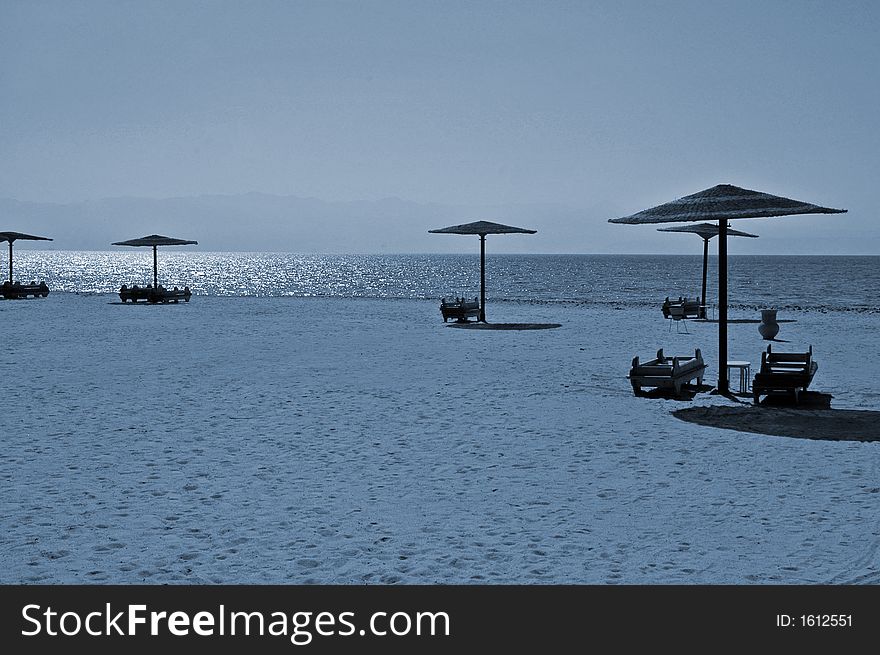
[119,284,192,304]
[440,297,480,322]
[752,344,818,404]
[1,281,50,299]
[628,348,707,396]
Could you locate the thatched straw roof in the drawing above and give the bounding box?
[609,184,846,224]
[112,234,198,247]
[429,221,536,235]
[0,231,53,243]
[657,223,758,239]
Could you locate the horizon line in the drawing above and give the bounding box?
[5,249,879,257]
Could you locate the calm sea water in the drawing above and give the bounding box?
[9,251,880,312]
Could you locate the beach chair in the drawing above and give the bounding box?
[628,348,707,396]
[1,280,50,299]
[662,297,701,330]
[440,297,480,323]
[752,344,818,405]
[666,303,690,333]
[683,299,701,318]
[119,284,192,304]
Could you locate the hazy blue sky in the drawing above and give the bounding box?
[1,0,877,253]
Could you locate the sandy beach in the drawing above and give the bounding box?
[1,293,878,584]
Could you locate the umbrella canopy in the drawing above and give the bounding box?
[0,231,53,284]
[112,235,199,248]
[658,223,758,319]
[609,184,846,394]
[111,234,198,288]
[609,184,845,225]
[429,221,536,322]
[429,221,537,236]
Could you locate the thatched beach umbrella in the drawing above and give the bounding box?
[429,220,536,323]
[111,234,198,288]
[0,231,53,284]
[609,184,846,394]
[657,223,758,319]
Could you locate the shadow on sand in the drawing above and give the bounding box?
[106,301,187,306]
[635,383,714,401]
[695,318,797,324]
[673,394,880,442]
[447,322,561,330]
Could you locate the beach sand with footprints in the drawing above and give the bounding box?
[1,293,878,584]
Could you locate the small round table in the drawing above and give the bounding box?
[726,361,751,394]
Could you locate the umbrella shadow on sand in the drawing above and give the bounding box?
[635,383,715,401]
[448,322,561,330]
[672,395,880,442]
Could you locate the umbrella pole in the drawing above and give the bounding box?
[8,241,12,284]
[717,220,728,394]
[479,234,486,322]
[153,245,158,288]
[700,237,709,319]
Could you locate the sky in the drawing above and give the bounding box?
[1,0,877,253]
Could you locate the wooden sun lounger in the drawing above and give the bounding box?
[628,348,707,396]
[440,297,480,322]
[752,344,818,404]
[119,284,192,304]
[1,281,49,299]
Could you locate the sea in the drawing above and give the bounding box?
[8,251,880,314]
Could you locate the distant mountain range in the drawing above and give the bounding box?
[0,193,624,253]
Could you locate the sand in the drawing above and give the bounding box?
[1,294,878,584]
